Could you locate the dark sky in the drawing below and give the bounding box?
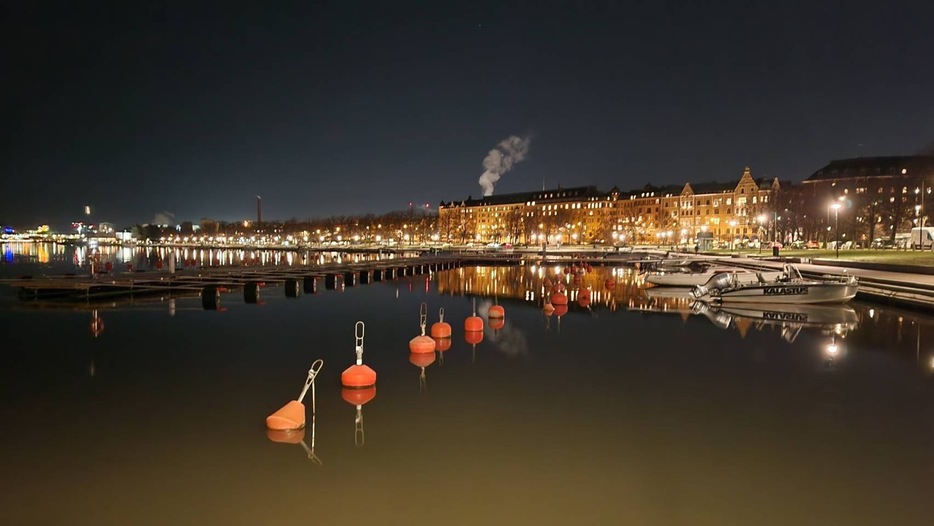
[3,1,933,229]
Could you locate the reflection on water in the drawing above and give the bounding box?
[0,241,420,275]
[3,260,934,524]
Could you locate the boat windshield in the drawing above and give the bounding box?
[781,264,803,280]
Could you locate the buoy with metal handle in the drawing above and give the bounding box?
[266,359,324,431]
[341,321,377,388]
[465,298,483,332]
[430,307,452,338]
[410,302,436,353]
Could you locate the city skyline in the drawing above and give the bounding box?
[4,2,933,230]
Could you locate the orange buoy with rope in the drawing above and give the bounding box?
[490,316,505,331]
[488,303,505,319]
[266,359,324,431]
[465,298,483,332]
[430,307,452,338]
[341,322,377,388]
[410,302,437,354]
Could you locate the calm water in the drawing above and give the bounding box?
[2,244,934,525]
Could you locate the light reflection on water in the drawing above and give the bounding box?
[2,254,934,524]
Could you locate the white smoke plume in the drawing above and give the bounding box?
[479,135,531,196]
[151,211,175,226]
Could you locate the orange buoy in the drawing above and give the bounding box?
[554,304,569,317]
[465,298,483,331]
[490,317,505,331]
[410,302,437,353]
[410,335,435,353]
[266,359,324,431]
[433,337,452,352]
[488,304,505,318]
[551,291,568,305]
[605,278,616,290]
[341,322,377,388]
[430,307,452,338]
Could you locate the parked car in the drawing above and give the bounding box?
[871,238,895,249]
[790,240,819,249]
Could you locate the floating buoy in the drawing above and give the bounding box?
[605,278,616,290]
[554,304,569,317]
[488,304,505,319]
[550,291,568,305]
[430,307,452,338]
[410,302,436,353]
[341,322,377,388]
[433,337,452,352]
[490,317,505,331]
[266,359,324,431]
[465,298,483,331]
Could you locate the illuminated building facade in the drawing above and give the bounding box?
[439,167,778,246]
[796,156,934,246]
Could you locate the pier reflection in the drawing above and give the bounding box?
[1,241,423,274]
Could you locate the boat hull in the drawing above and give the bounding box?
[708,282,858,304]
[647,269,782,287]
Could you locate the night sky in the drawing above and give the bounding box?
[3,1,933,230]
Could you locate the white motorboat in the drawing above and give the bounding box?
[691,264,858,304]
[645,267,783,287]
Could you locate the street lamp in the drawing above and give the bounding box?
[831,202,842,258]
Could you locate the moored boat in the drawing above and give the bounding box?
[646,267,783,287]
[691,264,858,304]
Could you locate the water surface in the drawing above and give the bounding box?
[2,247,933,525]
